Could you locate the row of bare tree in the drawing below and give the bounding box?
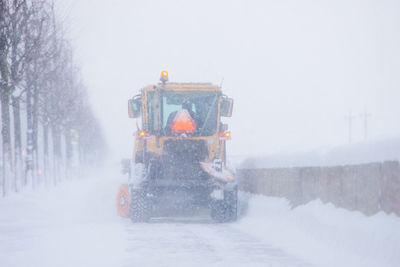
[0,0,106,196]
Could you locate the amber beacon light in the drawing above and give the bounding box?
[160,70,169,82]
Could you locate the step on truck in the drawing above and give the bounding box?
[117,71,237,223]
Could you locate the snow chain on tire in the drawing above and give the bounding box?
[129,188,151,222]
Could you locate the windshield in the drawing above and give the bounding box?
[147,91,219,136]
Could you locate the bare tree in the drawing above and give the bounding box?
[1,0,106,196]
[0,0,13,196]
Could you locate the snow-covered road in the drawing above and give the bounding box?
[123,221,310,267]
[1,166,399,267]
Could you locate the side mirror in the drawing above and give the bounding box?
[121,158,131,174]
[220,97,233,117]
[128,95,141,118]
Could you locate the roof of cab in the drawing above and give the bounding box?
[142,82,220,91]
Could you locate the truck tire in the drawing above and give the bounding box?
[129,188,151,222]
[210,187,238,223]
[225,188,238,221]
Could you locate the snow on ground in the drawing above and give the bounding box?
[236,194,400,267]
[0,165,399,267]
[0,167,128,267]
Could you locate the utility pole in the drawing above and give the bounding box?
[360,108,371,140]
[346,110,356,144]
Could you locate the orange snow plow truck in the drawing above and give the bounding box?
[117,71,237,223]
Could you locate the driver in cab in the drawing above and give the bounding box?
[165,100,201,135]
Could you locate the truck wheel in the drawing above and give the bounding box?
[210,200,227,222]
[129,188,151,222]
[210,188,237,223]
[225,188,238,221]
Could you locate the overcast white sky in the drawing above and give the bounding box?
[56,0,400,159]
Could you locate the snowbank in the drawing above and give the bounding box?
[236,193,400,267]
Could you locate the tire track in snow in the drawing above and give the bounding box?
[123,221,312,267]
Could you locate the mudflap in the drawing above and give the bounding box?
[116,184,130,217]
